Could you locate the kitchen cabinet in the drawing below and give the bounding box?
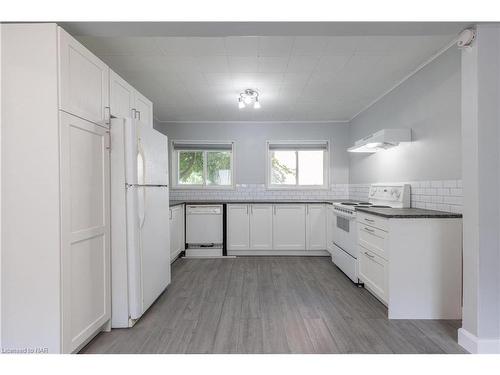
[227,205,250,250]
[110,70,135,119]
[357,211,463,319]
[326,205,335,254]
[1,23,111,353]
[169,204,185,261]
[306,204,327,250]
[110,69,154,128]
[60,111,111,353]
[58,27,110,127]
[249,204,273,250]
[134,89,154,128]
[273,205,306,250]
[358,246,389,304]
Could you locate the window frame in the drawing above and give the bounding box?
[265,140,330,190]
[171,140,235,190]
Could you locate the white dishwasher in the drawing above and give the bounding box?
[185,205,223,257]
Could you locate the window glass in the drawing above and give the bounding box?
[207,151,232,186]
[270,150,297,185]
[298,150,324,186]
[178,151,204,185]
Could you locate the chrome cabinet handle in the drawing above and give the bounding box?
[364,251,375,259]
[364,227,375,233]
[364,218,375,222]
[104,106,111,125]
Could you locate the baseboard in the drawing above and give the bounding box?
[458,328,500,353]
[227,250,329,256]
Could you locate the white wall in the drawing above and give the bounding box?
[348,47,462,184]
[155,121,350,185]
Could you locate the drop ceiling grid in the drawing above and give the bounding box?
[76,35,456,122]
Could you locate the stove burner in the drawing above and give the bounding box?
[356,202,371,205]
[340,202,358,206]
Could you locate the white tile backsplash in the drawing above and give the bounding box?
[170,179,463,214]
[348,179,463,214]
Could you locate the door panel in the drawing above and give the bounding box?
[58,27,109,126]
[140,187,171,312]
[250,205,273,250]
[134,90,153,129]
[138,122,168,185]
[306,204,327,250]
[60,112,110,353]
[272,205,306,250]
[110,70,135,119]
[227,205,250,250]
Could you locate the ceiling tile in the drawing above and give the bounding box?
[258,37,294,56]
[227,56,259,73]
[224,36,259,56]
[257,57,289,73]
[292,37,329,56]
[286,56,320,72]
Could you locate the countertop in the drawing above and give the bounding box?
[169,199,356,207]
[355,207,462,219]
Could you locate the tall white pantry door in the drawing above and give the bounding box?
[59,112,111,353]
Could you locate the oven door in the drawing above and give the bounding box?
[332,213,358,259]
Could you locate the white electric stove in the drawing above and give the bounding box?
[330,183,410,283]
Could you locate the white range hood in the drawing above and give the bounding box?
[348,128,412,153]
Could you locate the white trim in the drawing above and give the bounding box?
[458,328,500,354]
[349,36,459,121]
[265,140,330,190]
[170,139,235,190]
[156,120,350,124]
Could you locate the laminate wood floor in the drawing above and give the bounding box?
[81,257,466,354]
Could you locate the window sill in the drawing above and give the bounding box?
[266,185,330,191]
[171,185,235,191]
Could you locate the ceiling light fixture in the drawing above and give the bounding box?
[238,89,260,109]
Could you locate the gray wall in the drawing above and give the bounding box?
[154,122,350,185]
[348,47,461,184]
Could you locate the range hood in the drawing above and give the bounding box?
[348,128,412,153]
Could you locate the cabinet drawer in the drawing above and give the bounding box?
[358,246,388,304]
[357,213,388,232]
[358,224,389,260]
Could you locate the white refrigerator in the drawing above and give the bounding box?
[110,117,171,328]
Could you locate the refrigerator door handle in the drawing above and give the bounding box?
[138,187,146,229]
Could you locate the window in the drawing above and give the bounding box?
[172,141,234,189]
[267,141,329,189]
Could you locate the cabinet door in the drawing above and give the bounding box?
[273,205,306,250]
[110,70,135,119]
[306,204,327,250]
[60,112,111,353]
[358,246,388,304]
[326,206,335,253]
[176,205,185,253]
[250,204,273,250]
[58,27,110,126]
[227,205,250,250]
[169,208,177,260]
[134,90,153,129]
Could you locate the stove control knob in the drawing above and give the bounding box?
[391,188,401,199]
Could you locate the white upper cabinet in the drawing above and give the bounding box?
[250,205,273,250]
[273,205,306,250]
[110,70,135,119]
[58,27,110,126]
[227,205,250,250]
[134,90,153,128]
[306,204,327,250]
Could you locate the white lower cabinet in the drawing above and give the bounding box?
[306,204,327,250]
[249,204,273,250]
[227,205,250,250]
[326,205,335,254]
[169,204,185,261]
[227,203,328,254]
[273,205,306,250]
[358,246,389,304]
